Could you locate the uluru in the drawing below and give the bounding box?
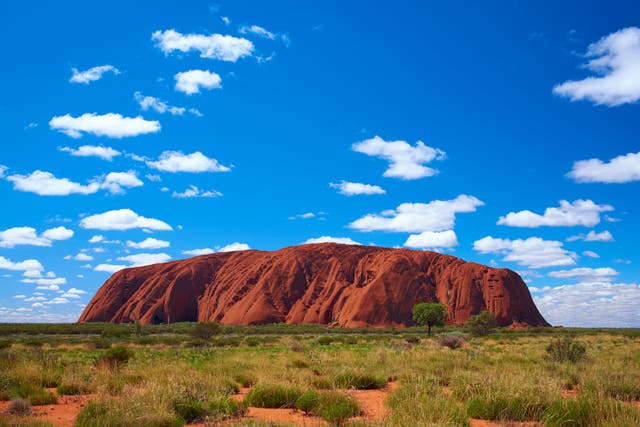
[78,243,549,327]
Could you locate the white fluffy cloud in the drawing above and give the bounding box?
[49,113,160,138]
[304,236,361,245]
[567,151,640,183]
[66,253,93,261]
[548,267,618,282]
[59,145,121,161]
[126,238,170,249]
[80,209,172,231]
[152,29,254,62]
[23,277,67,286]
[497,199,613,228]
[70,65,120,84]
[583,250,600,258]
[94,264,127,273]
[0,256,43,272]
[473,236,577,269]
[133,91,200,116]
[99,172,143,194]
[7,170,100,195]
[533,282,640,327]
[218,242,251,252]
[172,185,222,198]
[117,253,171,266]
[146,151,230,173]
[567,230,614,242]
[182,248,215,256]
[553,27,640,106]
[404,230,458,249]
[61,288,87,299]
[349,195,483,233]
[0,226,73,248]
[174,70,222,95]
[329,181,385,196]
[6,170,142,196]
[352,135,445,180]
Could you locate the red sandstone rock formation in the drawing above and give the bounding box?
[78,243,549,327]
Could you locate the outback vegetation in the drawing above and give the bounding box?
[0,322,639,426]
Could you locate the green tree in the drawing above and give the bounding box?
[191,322,221,339]
[412,303,447,336]
[466,310,498,336]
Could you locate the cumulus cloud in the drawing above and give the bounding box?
[59,145,121,161]
[146,151,230,173]
[80,209,172,231]
[548,267,618,282]
[23,277,67,286]
[0,226,73,248]
[49,113,160,138]
[473,236,577,269]
[182,248,215,256]
[126,238,170,249]
[349,195,483,233]
[70,65,120,84]
[404,230,458,249]
[117,253,171,266]
[497,199,613,228]
[99,172,143,194]
[329,181,385,196]
[133,91,200,116]
[304,236,361,245]
[567,151,640,183]
[172,185,222,198]
[352,135,445,180]
[88,235,104,243]
[174,70,222,95]
[66,253,93,261]
[152,29,254,62]
[0,256,43,272]
[6,170,100,195]
[288,212,326,220]
[218,242,251,252]
[94,264,127,273]
[61,288,87,299]
[567,230,614,242]
[553,27,640,106]
[533,282,640,327]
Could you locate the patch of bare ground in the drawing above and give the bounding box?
[0,389,94,427]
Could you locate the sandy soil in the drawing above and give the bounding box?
[0,389,94,427]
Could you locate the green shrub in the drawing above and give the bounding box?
[542,397,640,426]
[191,322,221,339]
[208,396,247,419]
[0,340,11,349]
[316,336,334,345]
[546,335,587,363]
[234,373,257,388]
[57,382,91,395]
[466,310,499,336]
[244,336,261,347]
[465,395,549,421]
[100,326,131,339]
[244,384,303,408]
[334,372,386,390]
[317,392,360,426]
[12,384,57,406]
[76,400,183,427]
[296,391,321,415]
[89,338,111,349]
[441,336,465,349]
[173,397,207,423]
[98,345,133,368]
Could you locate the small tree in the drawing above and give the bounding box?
[191,322,221,339]
[466,310,498,336]
[412,303,447,336]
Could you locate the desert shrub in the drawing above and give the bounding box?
[334,372,386,390]
[244,384,303,408]
[8,397,32,414]
[0,419,53,427]
[244,337,261,347]
[465,394,550,421]
[289,358,310,368]
[316,336,334,345]
[57,382,91,395]
[23,339,44,347]
[173,397,207,423]
[546,335,586,363]
[234,373,257,388]
[184,338,208,348]
[89,338,111,349]
[98,345,133,368]
[76,400,182,427]
[405,336,420,344]
[208,396,247,419]
[100,326,131,339]
[317,392,360,425]
[0,340,11,349]
[12,384,57,406]
[466,310,499,336]
[296,391,321,415]
[211,336,242,347]
[441,336,465,349]
[191,322,221,339]
[290,341,305,352]
[311,377,334,390]
[542,397,640,426]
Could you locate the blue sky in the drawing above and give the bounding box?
[0,1,639,326]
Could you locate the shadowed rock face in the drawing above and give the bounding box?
[78,243,549,327]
